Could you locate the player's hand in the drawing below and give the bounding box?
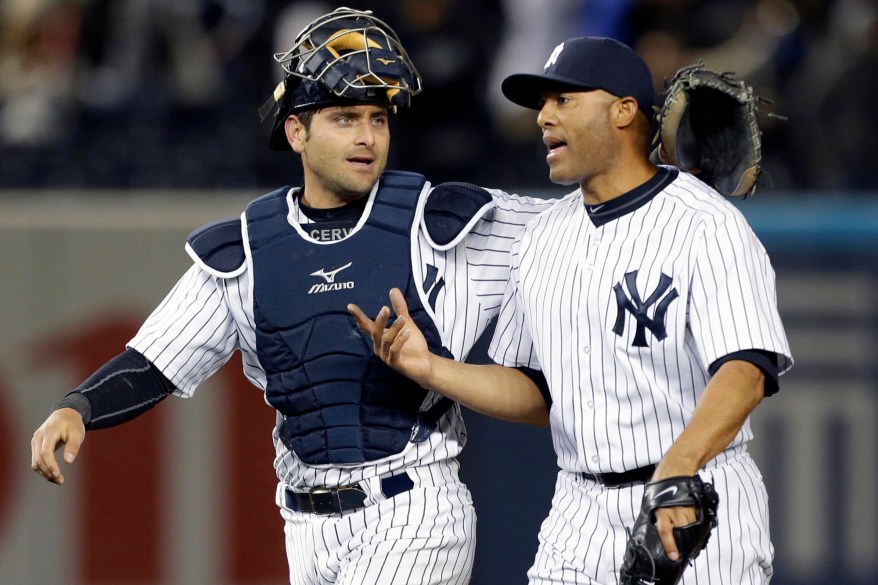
[31,408,86,485]
[654,505,698,561]
[651,461,699,560]
[348,288,433,386]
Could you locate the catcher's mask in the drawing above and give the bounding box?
[260,7,422,151]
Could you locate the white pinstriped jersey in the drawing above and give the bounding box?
[488,169,793,475]
[128,180,553,491]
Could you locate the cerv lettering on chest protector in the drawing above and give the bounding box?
[245,171,452,465]
[305,226,356,245]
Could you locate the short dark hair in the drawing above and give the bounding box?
[296,109,315,131]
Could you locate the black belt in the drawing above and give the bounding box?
[285,472,414,515]
[580,464,656,487]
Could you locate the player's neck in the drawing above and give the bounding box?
[580,158,657,206]
[299,184,370,209]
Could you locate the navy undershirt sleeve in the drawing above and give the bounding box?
[709,349,780,396]
[52,348,175,429]
[515,366,552,409]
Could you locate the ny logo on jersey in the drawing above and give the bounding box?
[422,264,445,311]
[612,270,679,347]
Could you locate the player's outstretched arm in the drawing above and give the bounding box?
[30,348,175,485]
[31,408,86,485]
[348,289,549,426]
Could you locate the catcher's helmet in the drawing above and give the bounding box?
[260,7,423,151]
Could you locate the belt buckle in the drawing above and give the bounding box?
[308,486,338,516]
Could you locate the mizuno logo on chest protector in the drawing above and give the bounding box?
[309,262,355,294]
[311,262,352,283]
[612,270,679,347]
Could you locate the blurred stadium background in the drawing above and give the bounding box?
[1,0,876,584]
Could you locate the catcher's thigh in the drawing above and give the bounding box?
[281,460,476,585]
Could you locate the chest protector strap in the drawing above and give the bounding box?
[246,171,451,465]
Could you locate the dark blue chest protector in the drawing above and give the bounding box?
[245,171,452,465]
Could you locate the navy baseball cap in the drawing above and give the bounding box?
[502,37,656,116]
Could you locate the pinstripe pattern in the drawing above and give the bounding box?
[528,451,772,584]
[127,182,552,584]
[283,460,476,585]
[488,170,792,584]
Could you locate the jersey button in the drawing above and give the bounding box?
[591,455,599,463]
[587,400,595,408]
[582,346,590,354]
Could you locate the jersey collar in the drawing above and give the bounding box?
[584,167,678,227]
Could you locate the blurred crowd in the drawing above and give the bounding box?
[0,0,876,192]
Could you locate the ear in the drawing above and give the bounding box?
[612,97,640,129]
[285,115,306,153]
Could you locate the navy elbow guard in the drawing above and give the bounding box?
[52,348,175,429]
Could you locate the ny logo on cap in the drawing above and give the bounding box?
[544,42,565,70]
[612,270,679,347]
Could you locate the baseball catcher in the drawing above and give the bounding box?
[257,7,421,150]
[652,62,783,198]
[620,475,720,585]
